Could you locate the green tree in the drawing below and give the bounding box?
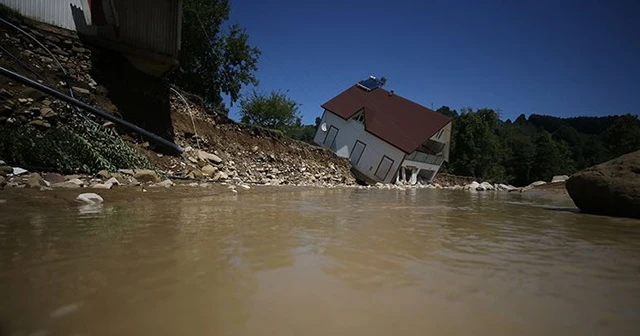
[239,89,301,130]
[603,114,640,158]
[449,108,505,181]
[170,0,260,112]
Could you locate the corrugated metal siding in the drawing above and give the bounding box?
[0,0,181,57]
[112,0,181,57]
[0,0,86,31]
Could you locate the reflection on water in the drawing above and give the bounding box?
[1,188,640,335]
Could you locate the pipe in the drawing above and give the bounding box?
[0,66,184,154]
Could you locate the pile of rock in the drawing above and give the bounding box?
[461,181,517,192]
[0,23,98,128]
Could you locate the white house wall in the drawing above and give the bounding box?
[0,0,87,31]
[314,110,406,183]
[0,0,182,58]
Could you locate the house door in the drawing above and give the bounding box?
[350,140,366,165]
[374,155,395,181]
[323,125,339,149]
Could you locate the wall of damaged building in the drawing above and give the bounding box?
[314,110,406,184]
[0,0,86,31]
[112,0,182,58]
[0,0,181,58]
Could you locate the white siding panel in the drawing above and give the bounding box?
[113,0,181,57]
[0,0,181,57]
[314,110,406,183]
[0,0,86,31]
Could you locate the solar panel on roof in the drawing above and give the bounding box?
[357,78,381,91]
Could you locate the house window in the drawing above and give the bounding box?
[350,140,366,165]
[374,155,394,180]
[354,113,365,123]
[323,125,339,149]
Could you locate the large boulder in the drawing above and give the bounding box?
[566,150,640,219]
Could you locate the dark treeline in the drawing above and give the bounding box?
[437,107,640,186]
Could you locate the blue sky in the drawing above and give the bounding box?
[227,0,640,124]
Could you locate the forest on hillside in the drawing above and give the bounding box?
[436,107,640,186]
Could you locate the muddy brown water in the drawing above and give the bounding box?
[1,187,639,336]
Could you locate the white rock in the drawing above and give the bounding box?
[197,150,223,164]
[76,193,103,204]
[240,184,251,189]
[155,179,174,188]
[118,169,135,175]
[12,167,28,176]
[67,178,85,186]
[464,181,480,190]
[531,181,547,186]
[90,183,112,189]
[479,181,495,191]
[105,177,121,186]
[551,175,569,183]
[497,183,516,191]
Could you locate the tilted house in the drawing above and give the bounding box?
[314,77,452,184]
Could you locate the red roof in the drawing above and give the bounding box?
[321,85,452,154]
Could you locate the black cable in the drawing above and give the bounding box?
[0,44,47,82]
[0,66,184,154]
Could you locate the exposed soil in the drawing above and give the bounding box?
[0,17,356,187]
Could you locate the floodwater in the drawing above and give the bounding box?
[1,188,640,336]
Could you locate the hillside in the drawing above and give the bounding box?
[0,16,356,187]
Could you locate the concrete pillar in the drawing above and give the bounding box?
[409,167,420,185]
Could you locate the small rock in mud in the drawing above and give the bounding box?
[201,164,217,176]
[155,179,174,188]
[12,167,28,176]
[133,169,161,183]
[52,180,83,188]
[197,150,223,164]
[90,183,112,189]
[41,172,66,184]
[25,173,50,188]
[104,177,121,186]
[0,165,13,175]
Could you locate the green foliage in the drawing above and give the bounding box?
[443,107,639,186]
[169,0,260,113]
[0,118,152,174]
[603,114,640,158]
[449,108,506,181]
[239,89,301,131]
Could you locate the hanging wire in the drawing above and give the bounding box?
[170,87,201,150]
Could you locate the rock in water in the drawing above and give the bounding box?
[464,181,480,190]
[42,172,66,184]
[26,173,50,188]
[133,169,161,183]
[155,179,174,188]
[566,150,640,219]
[76,193,104,204]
